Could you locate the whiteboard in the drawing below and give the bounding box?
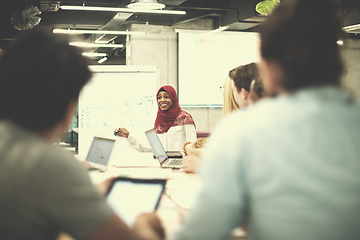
[78,65,159,157]
[178,30,260,106]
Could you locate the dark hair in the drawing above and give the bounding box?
[158,88,167,94]
[259,0,345,91]
[229,62,260,92]
[0,29,92,131]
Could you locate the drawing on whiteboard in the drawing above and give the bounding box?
[80,96,156,132]
[77,66,159,156]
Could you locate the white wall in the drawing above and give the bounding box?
[126,20,223,133]
[182,107,223,133]
[126,24,178,88]
[125,24,360,134]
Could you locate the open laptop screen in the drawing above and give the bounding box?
[145,129,167,164]
[86,136,115,166]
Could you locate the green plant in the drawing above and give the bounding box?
[256,0,280,15]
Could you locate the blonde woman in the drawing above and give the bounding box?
[182,63,264,173]
[222,75,239,116]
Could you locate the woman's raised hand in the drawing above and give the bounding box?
[114,128,130,138]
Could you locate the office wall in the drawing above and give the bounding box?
[126,19,214,89]
[126,24,178,88]
[126,20,222,133]
[182,107,223,133]
[126,23,360,133]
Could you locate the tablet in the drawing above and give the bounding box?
[106,177,167,227]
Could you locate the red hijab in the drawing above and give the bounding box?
[154,85,195,134]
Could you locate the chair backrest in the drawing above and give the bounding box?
[196,131,211,148]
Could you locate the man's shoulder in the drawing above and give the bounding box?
[222,98,282,130]
[0,121,78,174]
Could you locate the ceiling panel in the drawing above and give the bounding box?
[0,0,359,57]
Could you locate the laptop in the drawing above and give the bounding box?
[85,136,116,171]
[145,128,183,169]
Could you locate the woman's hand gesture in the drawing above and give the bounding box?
[114,128,130,138]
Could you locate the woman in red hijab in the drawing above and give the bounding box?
[115,85,197,152]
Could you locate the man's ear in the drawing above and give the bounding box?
[62,100,77,130]
[260,58,282,96]
[240,88,249,99]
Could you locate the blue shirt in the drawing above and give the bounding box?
[173,86,360,240]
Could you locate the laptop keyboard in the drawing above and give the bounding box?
[166,159,182,167]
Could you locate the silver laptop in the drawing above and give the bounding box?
[145,128,183,169]
[85,136,116,171]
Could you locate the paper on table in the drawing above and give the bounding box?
[108,167,173,180]
[110,147,159,167]
[166,179,202,209]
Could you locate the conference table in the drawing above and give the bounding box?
[58,149,247,240]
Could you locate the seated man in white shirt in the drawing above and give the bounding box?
[172,0,360,240]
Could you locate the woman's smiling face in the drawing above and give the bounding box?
[157,91,172,111]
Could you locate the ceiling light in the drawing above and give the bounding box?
[337,40,344,45]
[98,57,108,64]
[82,52,107,57]
[343,24,360,32]
[53,29,146,35]
[58,5,186,15]
[95,37,116,44]
[127,0,165,10]
[204,26,229,34]
[69,42,124,48]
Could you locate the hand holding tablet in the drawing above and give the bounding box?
[106,177,167,227]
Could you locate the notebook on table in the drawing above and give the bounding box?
[145,128,183,169]
[85,135,116,171]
